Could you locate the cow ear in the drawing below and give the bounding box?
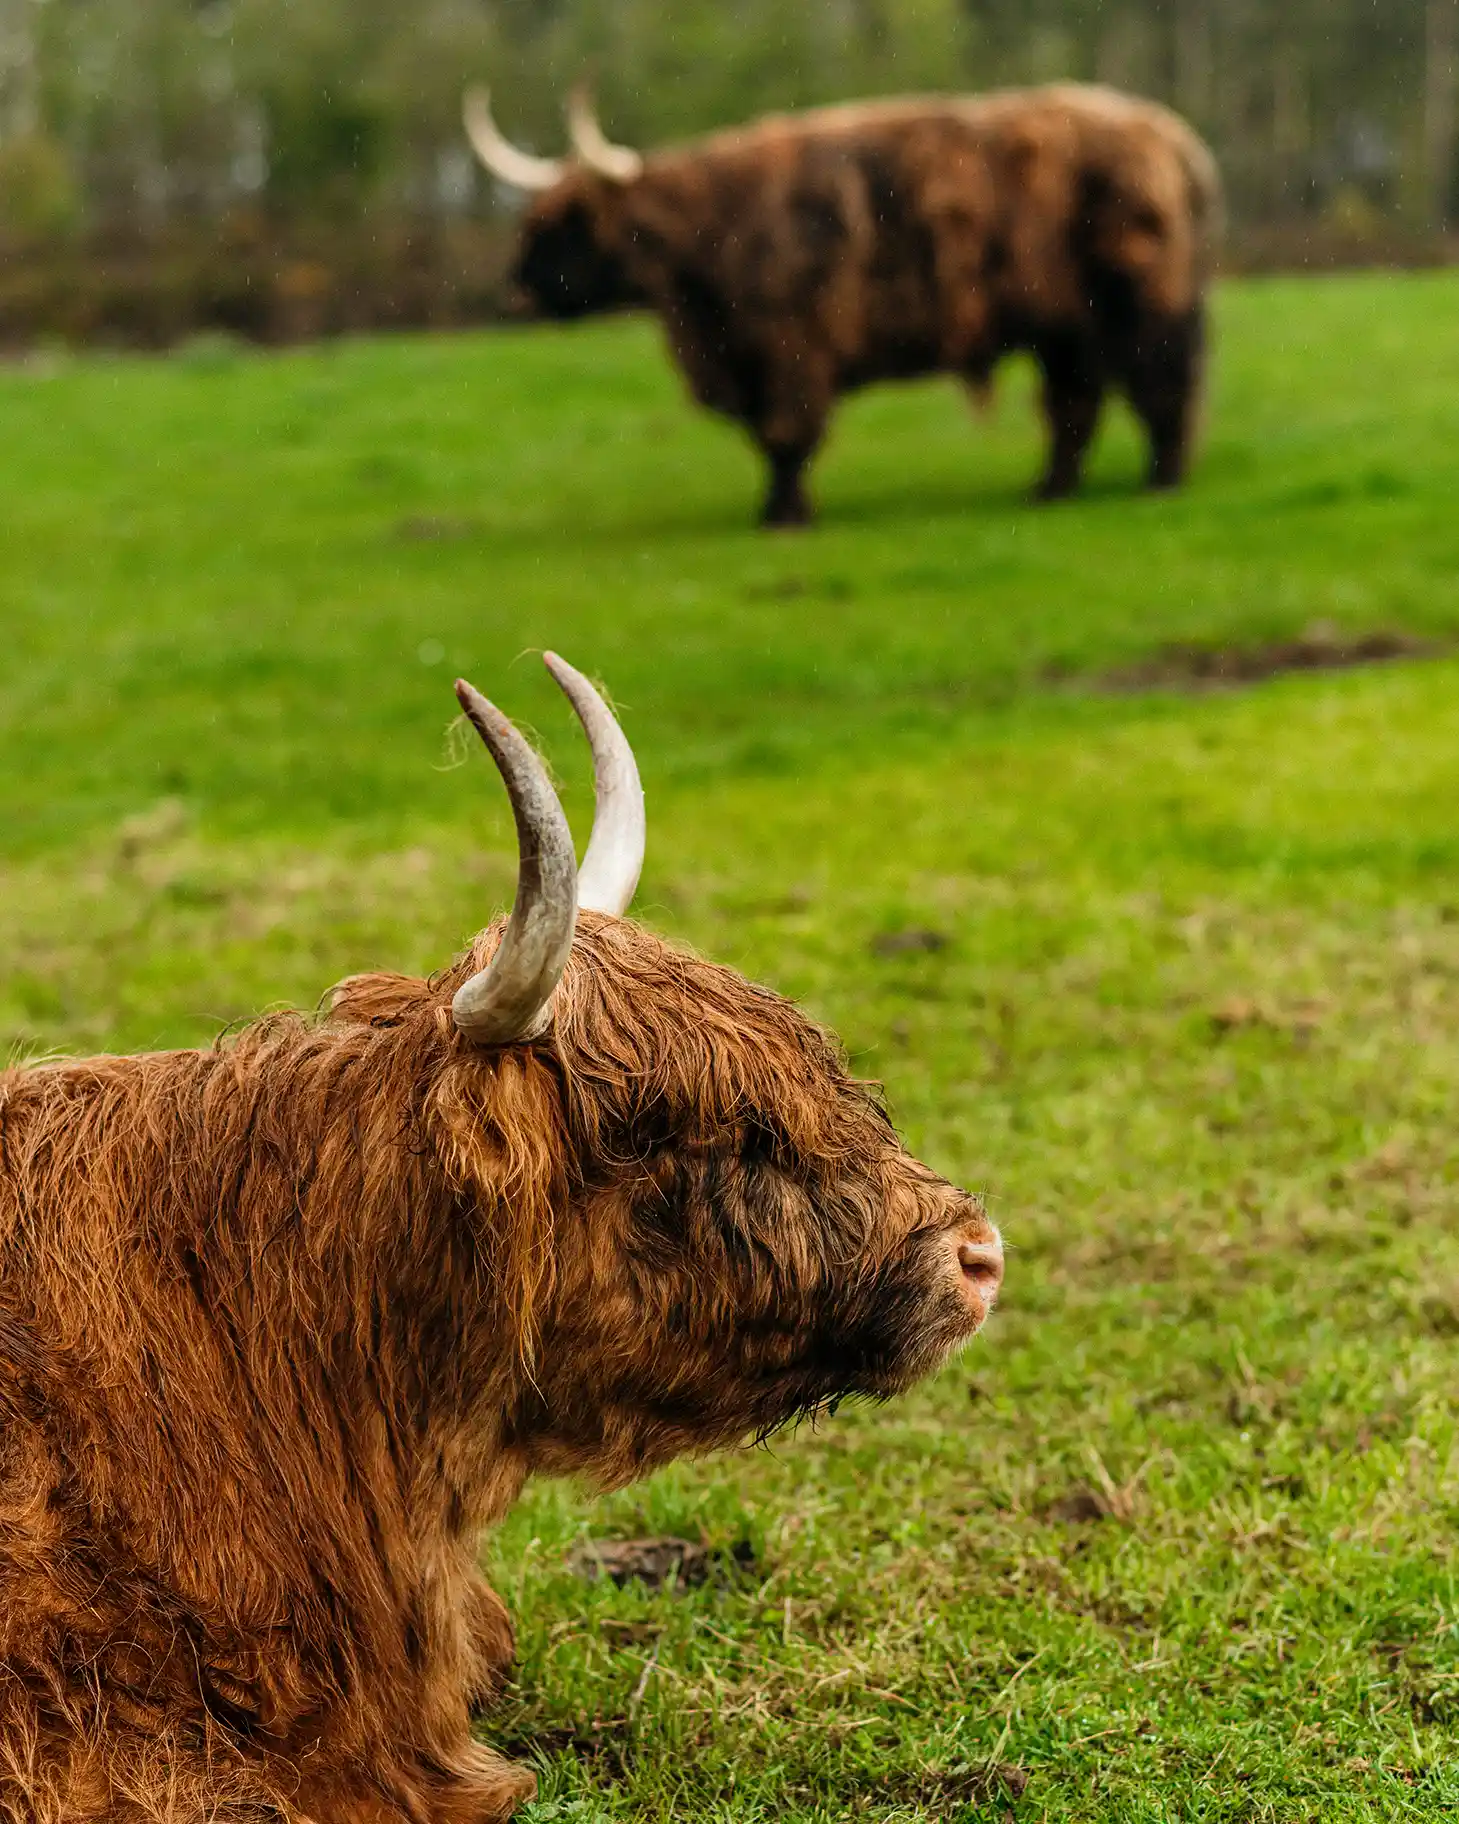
[328,971,431,1027]
[427,1052,567,1365]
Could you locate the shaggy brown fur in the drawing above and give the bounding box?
[509,83,1221,523]
[0,911,998,1821]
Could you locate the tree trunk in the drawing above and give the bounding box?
[1172,0,1212,124]
[0,0,39,143]
[1271,43,1309,220]
[1426,0,1458,227]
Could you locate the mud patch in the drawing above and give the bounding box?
[1091,625,1442,694]
[569,1535,758,1590]
[1044,1487,1108,1524]
[490,1721,635,1781]
[1208,995,1326,1038]
[871,927,949,958]
[394,513,480,542]
[880,1761,1031,1811]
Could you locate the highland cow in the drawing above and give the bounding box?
[0,654,1004,1823]
[466,82,1221,525]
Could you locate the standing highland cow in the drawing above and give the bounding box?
[0,654,1004,1823]
[466,83,1221,525]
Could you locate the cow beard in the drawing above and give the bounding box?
[511,1209,983,1485]
[735,1224,982,1435]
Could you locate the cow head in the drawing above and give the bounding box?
[516,911,1004,1484]
[337,657,1003,1487]
[463,87,646,320]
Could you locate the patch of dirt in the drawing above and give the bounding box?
[489,1721,635,1781]
[1092,625,1442,694]
[1044,1449,1147,1525]
[741,572,855,602]
[870,927,949,958]
[876,1762,1030,1813]
[1045,1487,1107,1524]
[1417,1290,1459,1337]
[568,1535,758,1590]
[1209,995,1326,1037]
[394,513,480,542]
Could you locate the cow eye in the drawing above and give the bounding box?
[740,1114,787,1169]
[636,1124,677,1163]
[612,1102,679,1169]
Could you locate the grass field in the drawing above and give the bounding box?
[3,270,1459,1820]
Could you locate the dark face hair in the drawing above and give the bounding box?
[514,198,635,320]
[615,1099,978,1415]
[513,1088,984,1482]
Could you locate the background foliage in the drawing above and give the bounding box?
[0,0,1455,342]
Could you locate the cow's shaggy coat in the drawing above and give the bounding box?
[0,906,997,1821]
[503,83,1221,523]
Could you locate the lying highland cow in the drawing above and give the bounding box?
[0,654,1003,1823]
[466,83,1221,525]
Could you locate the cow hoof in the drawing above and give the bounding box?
[451,1748,538,1822]
[1032,478,1078,504]
[760,504,813,530]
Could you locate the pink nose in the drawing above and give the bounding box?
[956,1231,1004,1321]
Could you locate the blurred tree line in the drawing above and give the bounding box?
[0,0,1452,341]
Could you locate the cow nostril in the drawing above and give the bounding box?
[957,1239,1004,1302]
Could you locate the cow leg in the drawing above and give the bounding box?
[1123,305,1205,491]
[9,1700,299,1824]
[294,1745,536,1824]
[759,439,819,529]
[462,1574,517,1712]
[750,338,834,529]
[1033,335,1104,501]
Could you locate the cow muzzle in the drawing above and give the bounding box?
[947,1218,1004,1330]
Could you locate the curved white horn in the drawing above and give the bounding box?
[462,87,564,192]
[566,84,644,183]
[544,651,645,916]
[452,680,579,1044]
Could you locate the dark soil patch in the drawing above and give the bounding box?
[394,513,480,543]
[871,927,950,958]
[1208,995,1325,1038]
[490,1721,635,1781]
[1090,626,1442,694]
[875,1761,1031,1812]
[569,1534,758,1590]
[1044,1487,1108,1524]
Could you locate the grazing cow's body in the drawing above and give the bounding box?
[470,83,1221,524]
[0,659,1003,1822]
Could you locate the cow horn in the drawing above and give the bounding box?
[451,680,578,1044]
[543,652,644,916]
[462,87,564,192]
[566,83,644,183]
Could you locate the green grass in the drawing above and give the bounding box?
[3,270,1459,1819]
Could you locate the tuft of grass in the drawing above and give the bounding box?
[2,272,1459,1818]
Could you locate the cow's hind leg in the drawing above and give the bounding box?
[1033,334,1105,501]
[1122,305,1205,491]
[749,337,834,529]
[293,1742,536,1824]
[12,1713,295,1824]
[462,1574,517,1713]
[759,438,820,529]
[25,1714,533,1824]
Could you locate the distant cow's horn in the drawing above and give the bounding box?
[452,680,578,1044]
[544,652,644,915]
[566,84,644,183]
[462,87,564,192]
